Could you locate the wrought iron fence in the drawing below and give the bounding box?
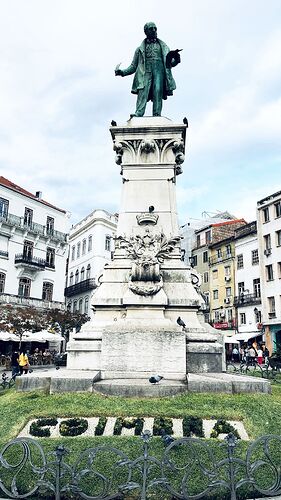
[1,431,281,499]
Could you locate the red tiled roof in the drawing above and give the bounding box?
[211,219,246,227]
[0,176,66,213]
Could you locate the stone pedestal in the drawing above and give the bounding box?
[67,117,223,380]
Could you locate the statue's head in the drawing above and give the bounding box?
[144,22,157,40]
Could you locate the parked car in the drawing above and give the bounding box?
[54,352,67,367]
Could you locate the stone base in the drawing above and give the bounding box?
[15,369,271,396]
[186,341,223,373]
[101,319,187,381]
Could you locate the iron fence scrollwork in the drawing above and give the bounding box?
[1,432,281,499]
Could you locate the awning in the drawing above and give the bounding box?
[0,330,64,342]
[225,331,263,343]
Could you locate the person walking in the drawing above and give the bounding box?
[257,346,263,365]
[232,346,239,363]
[18,349,29,375]
[11,350,19,378]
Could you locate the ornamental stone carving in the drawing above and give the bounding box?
[117,229,181,296]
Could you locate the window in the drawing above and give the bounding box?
[71,245,75,261]
[268,296,276,316]
[0,272,6,293]
[69,272,74,286]
[263,207,269,222]
[217,248,222,258]
[84,296,89,314]
[213,289,218,300]
[278,262,281,279]
[0,197,9,218]
[78,298,83,313]
[105,236,111,251]
[275,201,281,218]
[75,269,79,284]
[252,249,259,265]
[73,300,77,312]
[77,242,81,258]
[23,240,33,260]
[46,247,55,268]
[86,264,91,279]
[237,254,243,269]
[46,216,54,235]
[23,207,33,227]
[266,264,274,281]
[67,301,71,311]
[276,230,281,247]
[238,282,245,294]
[18,277,31,297]
[88,235,92,252]
[225,266,230,276]
[226,287,232,297]
[196,234,201,247]
[254,309,261,323]
[214,310,220,321]
[203,292,210,305]
[42,282,53,301]
[253,278,261,298]
[203,251,208,263]
[205,230,211,244]
[227,309,233,321]
[212,269,218,279]
[203,272,209,283]
[80,267,85,281]
[264,234,271,251]
[192,255,197,266]
[82,239,86,255]
[226,244,231,256]
[240,312,246,325]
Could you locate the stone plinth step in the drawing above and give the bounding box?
[93,378,187,397]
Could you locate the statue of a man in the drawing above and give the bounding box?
[115,22,181,117]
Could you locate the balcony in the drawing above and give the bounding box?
[64,278,97,297]
[0,212,68,243]
[234,293,262,307]
[0,292,65,310]
[268,312,277,319]
[209,251,233,266]
[15,254,46,269]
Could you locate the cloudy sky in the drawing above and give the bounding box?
[0,0,280,226]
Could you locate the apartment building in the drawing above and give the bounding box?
[65,209,118,317]
[257,191,281,353]
[0,176,69,310]
[233,221,262,343]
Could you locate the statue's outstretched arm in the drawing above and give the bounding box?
[115,48,139,77]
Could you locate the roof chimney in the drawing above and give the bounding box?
[35,191,42,199]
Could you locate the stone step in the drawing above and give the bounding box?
[93,378,188,397]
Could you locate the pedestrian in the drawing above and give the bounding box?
[248,345,257,365]
[11,350,19,378]
[263,346,270,365]
[257,346,263,365]
[232,346,239,363]
[18,349,29,375]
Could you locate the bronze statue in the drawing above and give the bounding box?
[115,22,181,117]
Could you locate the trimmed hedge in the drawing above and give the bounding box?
[30,417,58,437]
[210,418,240,439]
[59,418,88,437]
[153,417,173,436]
[95,416,107,436]
[113,417,144,436]
[182,416,204,437]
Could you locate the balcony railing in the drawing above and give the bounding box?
[0,292,65,310]
[209,251,233,265]
[64,278,97,297]
[234,293,262,307]
[15,254,46,269]
[0,212,67,242]
[0,250,8,258]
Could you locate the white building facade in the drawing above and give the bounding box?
[257,190,281,353]
[234,221,263,343]
[65,209,118,318]
[0,176,69,310]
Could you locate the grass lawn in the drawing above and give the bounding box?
[0,386,281,499]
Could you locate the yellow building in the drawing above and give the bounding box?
[209,236,236,331]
